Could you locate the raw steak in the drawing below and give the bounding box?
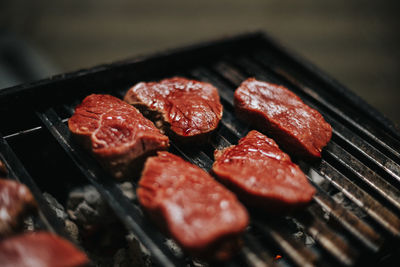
[212,130,315,212]
[0,232,89,267]
[68,94,169,179]
[234,78,332,159]
[0,179,37,237]
[124,77,223,142]
[137,151,248,260]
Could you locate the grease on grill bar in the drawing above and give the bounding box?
[0,32,399,266]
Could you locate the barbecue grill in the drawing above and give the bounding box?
[0,32,399,266]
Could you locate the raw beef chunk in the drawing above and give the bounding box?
[137,151,248,260]
[212,130,315,212]
[0,179,37,237]
[124,77,223,142]
[0,232,89,267]
[234,78,332,159]
[68,94,169,179]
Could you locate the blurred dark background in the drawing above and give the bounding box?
[1,0,399,125]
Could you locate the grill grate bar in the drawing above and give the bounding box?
[253,220,319,267]
[3,119,69,140]
[316,160,400,237]
[36,108,184,267]
[0,134,70,239]
[239,245,272,267]
[170,143,214,172]
[325,141,400,211]
[294,210,358,266]
[240,234,276,267]
[329,121,400,185]
[310,191,382,252]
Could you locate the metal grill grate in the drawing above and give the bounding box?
[0,32,399,266]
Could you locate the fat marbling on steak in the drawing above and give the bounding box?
[212,130,315,212]
[124,77,223,142]
[137,151,249,260]
[0,232,89,267]
[0,178,37,237]
[234,78,332,159]
[68,94,169,179]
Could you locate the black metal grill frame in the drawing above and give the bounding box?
[0,32,399,266]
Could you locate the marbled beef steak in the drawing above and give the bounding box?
[68,94,169,179]
[137,151,249,260]
[234,78,332,159]
[212,130,315,212]
[124,77,223,143]
[0,179,37,237]
[0,232,88,267]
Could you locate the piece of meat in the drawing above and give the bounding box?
[234,78,332,159]
[0,232,89,267]
[212,130,315,212]
[124,77,223,142]
[137,151,249,260]
[0,159,7,176]
[68,94,169,179]
[0,179,37,238]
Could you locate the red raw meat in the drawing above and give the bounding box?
[0,232,89,267]
[68,94,169,179]
[137,151,249,260]
[234,78,332,159]
[0,179,37,237]
[124,77,223,142]
[212,130,315,212]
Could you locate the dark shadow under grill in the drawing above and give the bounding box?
[0,32,399,266]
